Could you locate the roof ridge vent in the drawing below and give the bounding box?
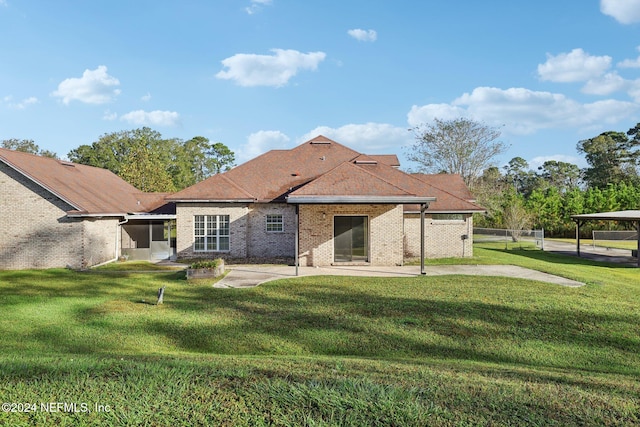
[57,160,76,167]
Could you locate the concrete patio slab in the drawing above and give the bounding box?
[213,264,584,288]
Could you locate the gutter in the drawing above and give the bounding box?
[286,196,437,204]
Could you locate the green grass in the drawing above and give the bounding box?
[1,247,639,426]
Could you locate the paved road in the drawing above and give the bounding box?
[214,264,585,288]
[542,239,638,266]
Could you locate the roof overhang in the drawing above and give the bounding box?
[125,214,177,220]
[66,212,127,218]
[1,157,85,212]
[287,196,437,204]
[571,210,640,222]
[168,199,255,203]
[404,209,484,214]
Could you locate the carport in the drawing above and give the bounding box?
[571,210,640,267]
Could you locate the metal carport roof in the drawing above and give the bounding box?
[571,210,640,267]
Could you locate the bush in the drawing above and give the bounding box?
[189,258,223,270]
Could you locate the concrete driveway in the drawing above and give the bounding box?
[214,264,584,288]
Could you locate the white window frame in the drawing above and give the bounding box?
[265,214,284,233]
[194,215,230,252]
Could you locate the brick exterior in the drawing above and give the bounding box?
[246,203,296,258]
[175,203,474,266]
[175,203,249,259]
[404,213,474,258]
[0,163,117,269]
[298,204,404,266]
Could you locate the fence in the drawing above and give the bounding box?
[474,228,545,249]
[592,230,638,249]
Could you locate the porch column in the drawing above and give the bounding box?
[295,204,299,276]
[420,203,426,275]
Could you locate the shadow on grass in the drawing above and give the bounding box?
[66,277,639,377]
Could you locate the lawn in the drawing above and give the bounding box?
[1,244,639,426]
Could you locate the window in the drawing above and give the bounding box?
[194,215,230,252]
[432,214,465,221]
[266,214,284,232]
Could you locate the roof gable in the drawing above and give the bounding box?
[0,148,164,215]
[289,161,415,198]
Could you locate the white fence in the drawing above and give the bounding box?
[474,228,545,249]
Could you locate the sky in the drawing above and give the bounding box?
[2,0,640,171]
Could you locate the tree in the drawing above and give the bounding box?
[577,131,638,188]
[2,139,58,158]
[409,117,507,187]
[68,128,235,191]
[503,157,538,195]
[119,146,176,192]
[537,160,581,193]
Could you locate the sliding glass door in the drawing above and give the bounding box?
[334,216,368,262]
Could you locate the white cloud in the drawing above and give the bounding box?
[537,49,611,83]
[120,110,180,126]
[582,72,627,95]
[51,65,121,105]
[239,130,290,163]
[408,86,639,135]
[600,0,640,24]
[301,123,411,153]
[3,95,38,110]
[141,92,152,102]
[348,29,377,42]
[0,1,8,7]
[245,0,272,15]
[216,49,326,87]
[618,46,640,68]
[102,110,118,121]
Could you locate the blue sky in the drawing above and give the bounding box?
[2,0,640,171]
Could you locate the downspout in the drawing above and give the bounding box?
[115,217,129,263]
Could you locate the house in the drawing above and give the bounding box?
[0,136,484,270]
[167,136,484,266]
[0,148,175,270]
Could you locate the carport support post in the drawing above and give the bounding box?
[576,220,582,258]
[420,203,426,275]
[637,220,640,267]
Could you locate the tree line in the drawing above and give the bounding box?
[2,127,235,192]
[410,118,640,237]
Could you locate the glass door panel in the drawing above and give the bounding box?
[334,216,368,262]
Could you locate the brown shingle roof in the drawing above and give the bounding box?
[168,135,482,212]
[169,135,361,202]
[0,148,165,215]
[405,174,484,213]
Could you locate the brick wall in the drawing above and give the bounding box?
[1,163,83,269]
[298,204,404,266]
[246,203,296,258]
[82,217,119,267]
[404,213,473,258]
[175,203,249,259]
